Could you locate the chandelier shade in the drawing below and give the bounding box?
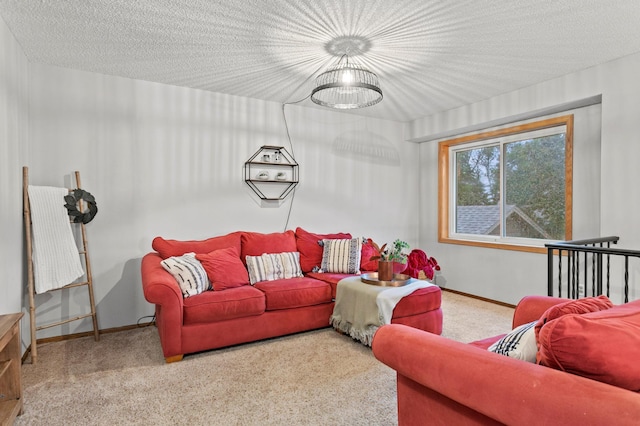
[311,55,383,109]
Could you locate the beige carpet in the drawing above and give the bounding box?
[16,291,513,426]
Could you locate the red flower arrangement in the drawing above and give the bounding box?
[404,249,441,280]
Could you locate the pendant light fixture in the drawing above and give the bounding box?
[311,54,383,109]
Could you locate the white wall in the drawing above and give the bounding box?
[6,10,640,343]
[0,17,28,321]
[413,52,640,305]
[23,63,418,338]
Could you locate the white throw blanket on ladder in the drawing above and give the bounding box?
[28,185,84,293]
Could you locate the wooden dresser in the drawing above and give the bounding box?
[0,313,23,425]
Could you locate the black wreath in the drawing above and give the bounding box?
[64,189,98,224]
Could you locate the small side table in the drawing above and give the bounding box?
[0,313,23,425]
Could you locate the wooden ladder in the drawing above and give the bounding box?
[23,166,99,364]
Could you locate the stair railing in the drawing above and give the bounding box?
[545,236,638,303]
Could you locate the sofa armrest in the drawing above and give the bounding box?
[141,253,184,309]
[141,253,184,358]
[511,295,569,328]
[372,324,640,426]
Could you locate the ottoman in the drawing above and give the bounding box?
[306,272,443,336]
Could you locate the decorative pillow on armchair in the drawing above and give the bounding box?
[537,299,640,391]
[487,320,537,362]
[534,295,613,340]
[319,237,362,274]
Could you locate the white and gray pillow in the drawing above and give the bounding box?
[488,320,537,362]
[246,251,304,285]
[319,237,362,274]
[161,252,210,298]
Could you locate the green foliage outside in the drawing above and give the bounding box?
[455,133,566,240]
[505,134,566,239]
[456,145,499,205]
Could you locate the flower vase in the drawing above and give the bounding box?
[378,260,394,281]
[393,261,407,274]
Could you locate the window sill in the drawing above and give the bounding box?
[438,236,547,254]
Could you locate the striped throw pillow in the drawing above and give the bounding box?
[488,320,537,362]
[319,237,362,274]
[161,252,210,298]
[246,251,304,285]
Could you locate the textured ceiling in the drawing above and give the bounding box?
[2,0,640,122]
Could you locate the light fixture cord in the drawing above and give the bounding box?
[282,95,309,157]
[280,54,346,232]
[281,96,308,231]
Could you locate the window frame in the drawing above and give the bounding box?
[438,115,574,254]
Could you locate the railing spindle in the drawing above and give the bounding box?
[591,248,596,296]
[576,250,580,298]
[557,249,562,298]
[583,251,588,297]
[568,251,572,299]
[571,251,578,299]
[625,256,629,304]
[607,250,611,298]
[548,247,554,298]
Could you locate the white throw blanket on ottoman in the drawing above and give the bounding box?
[330,275,434,346]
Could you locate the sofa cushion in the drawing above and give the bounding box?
[195,246,249,291]
[153,232,242,259]
[246,252,304,284]
[534,295,613,340]
[488,320,537,362]
[294,227,352,273]
[320,237,362,274]
[240,231,297,264]
[468,335,505,350]
[183,285,265,325]
[537,299,640,391]
[160,253,210,298]
[305,272,354,299]
[253,277,332,310]
[360,238,380,272]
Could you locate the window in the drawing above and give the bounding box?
[438,115,573,253]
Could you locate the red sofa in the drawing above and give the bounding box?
[372,295,640,425]
[142,228,443,362]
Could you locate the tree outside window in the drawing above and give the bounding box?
[439,115,573,253]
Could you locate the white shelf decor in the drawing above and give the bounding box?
[244,146,299,201]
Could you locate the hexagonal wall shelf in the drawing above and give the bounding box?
[244,146,299,201]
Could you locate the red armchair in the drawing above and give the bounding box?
[372,295,640,425]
